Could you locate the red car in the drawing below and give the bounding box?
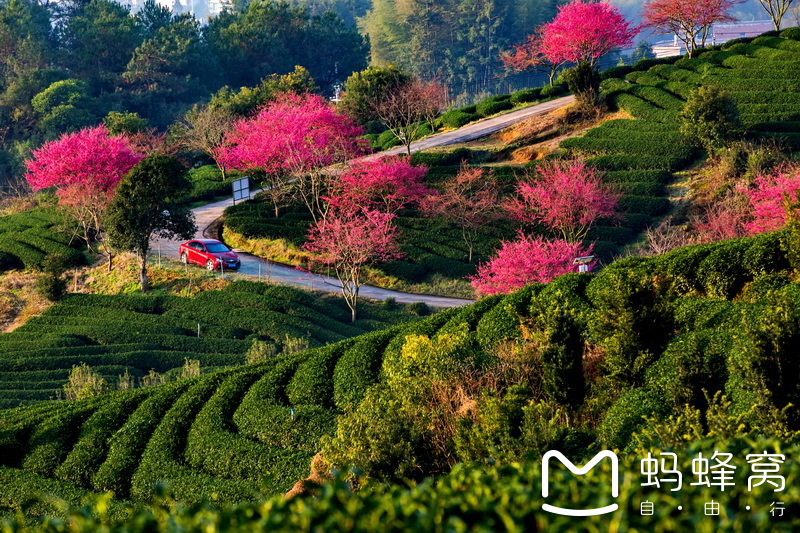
[179,239,241,271]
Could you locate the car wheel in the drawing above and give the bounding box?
[181,253,188,265]
[206,259,215,271]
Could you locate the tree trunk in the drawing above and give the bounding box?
[106,249,113,273]
[139,249,149,292]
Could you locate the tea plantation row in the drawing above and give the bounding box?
[0,230,798,513]
[0,282,420,408]
[5,437,798,531]
[546,30,798,256]
[0,208,85,272]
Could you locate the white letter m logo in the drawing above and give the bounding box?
[541,450,619,516]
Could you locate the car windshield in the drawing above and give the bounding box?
[205,243,231,253]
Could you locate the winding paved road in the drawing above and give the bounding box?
[152,96,575,308]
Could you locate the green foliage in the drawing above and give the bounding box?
[339,65,411,125]
[103,111,148,134]
[599,387,668,450]
[63,363,108,401]
[562,61,601,109]
[509,88,540,105]
[587,265,674,387]
[475,99,512,117]
[680,86,743,152]
[437,110,477,129]
[34,274,67,302]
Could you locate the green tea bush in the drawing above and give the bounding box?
[474,285,538,351]
[410,148,472,166]
[617,195,671,216]
[599,387,668,450]
[21,406,96,477]
[586,154,682,171]
[438,110,476,129]
[629,85,685,110]
[54,391,148,487]
[91,382,190,497]
[333,329,398,410]
[696,239,750,299]
[476,100,513,117]
[662,243,716,294]
[286,342,353,407]
[607,92,673,122]
[130,375,261,503]
[509,88,540,105]
[646,331,730,410]
[603,169,672,183]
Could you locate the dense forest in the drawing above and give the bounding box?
[0,0,367,184]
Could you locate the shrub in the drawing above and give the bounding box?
[406,301,431,316]
[600,65,634,80]
[377,129,401,150]
[54,391,148,487]
[696,239,750,299]
[333,329,397,410]
[599,387,668,451]
[509,88,540,105]
[780,27,800,41]
[286,343,353,407]
[607,92,673,122]
[91,382,190,497]
[587,154,682,171]
[474,285,538,351]
[475,99,513,117]
[35,274,67,302]
[680,86,742,153]
[742,274,791,301]
[540,83,567,98]
[63,363,108,401]
[438,110,476,129]
[410,148,472,166]
[646,331,730,410]
[587,266,674,386]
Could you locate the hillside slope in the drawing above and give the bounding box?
[1,229,799,516]
[0,282,421,409]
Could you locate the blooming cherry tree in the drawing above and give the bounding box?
[328,156,432,214]
[25,125,142,269]
[471,233,591,295]
[643,0,737,57]
[420,165,501,263]
[215,93,367,221]
[745,165,800,234]
[540,1,639,67]
[304,206,402,322]
[506,158,617,243]
[501,33,566,86]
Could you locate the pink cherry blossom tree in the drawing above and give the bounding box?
[745,165,800,234]
[501,33,566,86]
[327,156,432,214]
[471,233,592,295]
[304,206,402,322]
[25,125,142,269]
[215,92,368,222]
[420,165,501,263]
[643,0,738,58]
[692,191,751,242]
[506,158,617,243]
[540,0,639,67]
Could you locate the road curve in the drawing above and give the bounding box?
[373,95,574,157]
[152,95,576,308]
